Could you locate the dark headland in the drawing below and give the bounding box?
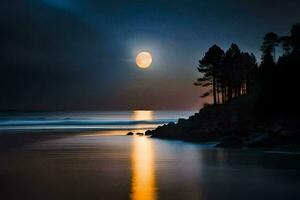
[149,95,300,150]
[148,23,300,150]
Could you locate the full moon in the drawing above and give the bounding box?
[136,51,152,69]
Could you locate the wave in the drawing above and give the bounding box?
[0,111,192,132]
[0,118,177,132]
[0,118,176,126]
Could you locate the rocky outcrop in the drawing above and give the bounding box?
[150,95,300,149]
[150,95,254,141]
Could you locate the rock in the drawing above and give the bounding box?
[178,118,186,124]
[145,130,152,136]
[136,132,144,136]
[126,132,134,135]
[149,94,300,148]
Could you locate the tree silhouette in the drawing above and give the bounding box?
[196,44,257,105]
[260,32,279,62]
[279,36,292,55]
[291,23,300,53]
[256,23,300,115]
[195,45,224,105]
[195,23,300,115]
[222,44,241,101]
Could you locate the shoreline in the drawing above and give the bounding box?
[1,130,300,156]
[0,128,147,151]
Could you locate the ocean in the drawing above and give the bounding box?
[0,110,193,132]
[1,110,300,200]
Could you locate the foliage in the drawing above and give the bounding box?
[195,23,300,116]
[195,44,257,105]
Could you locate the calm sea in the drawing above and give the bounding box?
[0,110,192,132]
[0,110,300,200]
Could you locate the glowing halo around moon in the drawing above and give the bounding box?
[136,51,152,69]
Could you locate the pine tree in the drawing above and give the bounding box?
[195,45,224,105]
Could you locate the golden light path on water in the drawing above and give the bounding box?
[131,110,157,200]
[131,137,156,200]
[131,110,156,130]
[132,110,153,121]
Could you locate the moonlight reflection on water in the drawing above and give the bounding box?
[131,136,157,200]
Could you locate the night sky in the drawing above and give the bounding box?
[1,0,300,111]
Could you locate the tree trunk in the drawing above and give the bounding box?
[213,75,217,105]
[224,83,227,103]
[217,84,220,105]
[222,84,225,104]
[228,82,232,101]
[226,82,228,102]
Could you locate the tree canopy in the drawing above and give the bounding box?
[195,23,300,116]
